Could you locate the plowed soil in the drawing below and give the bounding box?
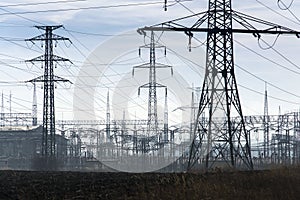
[0,167,299,200]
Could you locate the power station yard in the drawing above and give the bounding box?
[0,167,299,200]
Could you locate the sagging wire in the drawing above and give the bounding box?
[276,0,300,23]
[164,0,192,11]
[187,36,206,51]
[277,0,294,10]
[257,34,281,50]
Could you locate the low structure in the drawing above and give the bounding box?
[0,126,67,170]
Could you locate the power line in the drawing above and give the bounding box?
[0,1,180,16]
[64,29,136,37]
[277,0,300,23]
[0,0,87,8]
[64,29,150,112]
[255,0,300,26]
[261,38,300,72]
[0,36,25,41]
[238,84,300,105]
[235,39,300,76]
[236,63,300,99]
[277,0,295,10]
[0,7,44,25]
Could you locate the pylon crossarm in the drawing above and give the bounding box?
[25,55,45,63]
[139,26,300,36]
[153,10,208,28]
[26,75,44,83]
[154,63,173,68]
[25,33,70,42]
[139,82,166,89]
[25,54,71,63]
[232,10,299,34]
[138,9,300,37]
[52,55,73,63]
[34,25,63,31]
[26,75,71,83]
[139,43,166,49]
[53,75,72,83]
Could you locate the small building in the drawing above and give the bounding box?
[0,126,67,170]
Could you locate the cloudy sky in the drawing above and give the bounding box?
[0,0,300,123]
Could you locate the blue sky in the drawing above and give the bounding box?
[0,0,300,122]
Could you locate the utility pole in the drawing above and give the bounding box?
[139,0,300,171]
[263,83,269,158]
[133,31,172,139]
[9,91,11,128]
[0,93,2,127]
[26,25,71,163]
[106,89,111,143]
[163,89,168,143]
[32,83,38,126]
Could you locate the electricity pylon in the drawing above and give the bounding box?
[263,83,269,158]
[133,31,173,138]
[26,25,71,159]
[32,82,37,126]
[138,0,300,170]
[106,89,111,143]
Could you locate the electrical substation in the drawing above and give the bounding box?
[0,0,300,173]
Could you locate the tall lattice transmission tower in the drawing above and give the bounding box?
[32,83,37,126]
[139,0,300,170]
[133,31,172,139]
[26,25,71,161]
[263,83,270,158]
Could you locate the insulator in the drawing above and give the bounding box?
[188,35,192,52]
[138,48,141,56]
[164,0,167,11]
[138,88,140,96]
[164,47,167,56]
[132,69,135,77]
[171,68,174,76]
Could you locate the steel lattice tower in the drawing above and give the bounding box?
[263,83,269,158]
[106,89,111,143]
[147,32,158,134]
[32,83,37,126]
[195,0,249,169]
[163,89,168,143]
[26,25,71,158]
[139,0,300,170]
[133,31,172,136]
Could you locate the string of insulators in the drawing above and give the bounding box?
[164,0,167,11]
[188,35,192,52]
[185,31,193,52]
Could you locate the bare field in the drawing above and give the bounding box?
[0,167,299,200]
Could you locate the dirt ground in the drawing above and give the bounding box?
[0,167,299,200]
